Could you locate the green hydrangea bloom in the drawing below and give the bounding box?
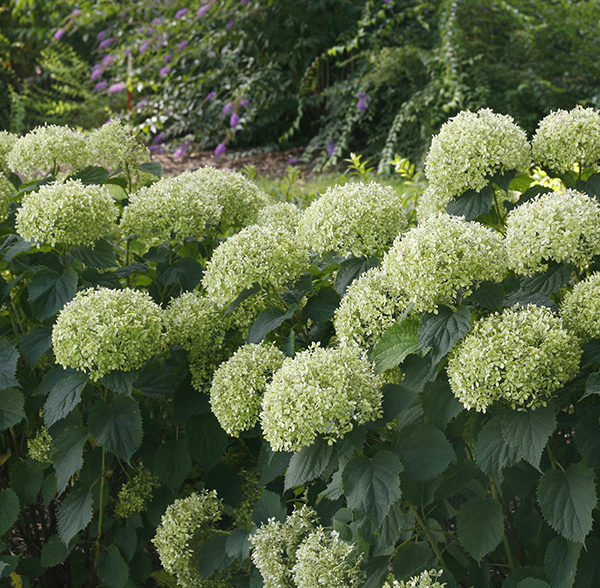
[296,181,408,257]
[258,202,302,232]
[28,428,53,463]
[261,344,382,451]
[0,131,18,174]
[210,343,285,437]
[505,189,600,275]
[15,179,119,247]
[0,175,13,222]
[202,224,309,309]
[560,272,600,341]
[152,490,223,588]
[381,213,507,313]
[333,268,410,351]
[191,166,269,228]
[119,172,222,246]
[383,570,446,588]
[292,527,364,588]
[421,109,530,217]
[447,305,581,412]
[114,464,160,518]
[532,106,600,174]
[8,124,88,177]
[250,505,318,588]
[52,288,166,380]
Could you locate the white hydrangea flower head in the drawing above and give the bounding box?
[8,124,88,177]
[202,224,309,309]
[261,344,382,451]
[0,131,18,174]
[0,175,13,222]
[447,305,581,412]
[52,288,166,380]
[296,181,408,257]
[27,428,53,463]
[120,172,222,246]
[152,490,223,588]
[505,189,600,275]
[210,343,285,437]
[422,108,530,216]
[333,267,410,351]
[292,527,363,588]
[15,179,119,247]
[258,202,302,232]
[191,166,270,228]
[114,464,159,519]
[381,213,507,313]
[250,505,318,588]
[383,569,446,588]
[560,272,600,341]
[532,106,600,174]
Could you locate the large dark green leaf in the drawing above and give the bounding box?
[544,537,581,588]
[468,281,505,311]
[52,426,88,492]
[0,389,24,431]
[57,486,93,544]
[71,239,117,269]
[247,304,298,344]
[68,165,110,185]
[258,445,291,485]
[196,534,234,577]
[138,161,162,177]
[9,459,44,504]
[334,256,378,295]
[457,496,503,560]
[0,340,19,389]
[520,261,572,296]
[537,464,596,543]
[392,541,434,579]
[0,488,19,536]
[343,450,402,524]
[446,184,494,220]
[285,438,333,490]
[186,412,229,471]
[28,268,77,320]
[574,536,600,587]
[19,325,52,366]
[97,544,129,588]
[371,319,421,374]
[252,489,287,526]
[302,286,340,323]
[156,257,203,291]
[374,500,412,556]
[420,380,464,428]
[88,396,142,461]
[474,416,520,477]
[40,534,69,568]
[43,373,87,428]
[153,439,191,489]
[225,283,261,314]
[418,305,471,365]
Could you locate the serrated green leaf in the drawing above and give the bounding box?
[247,305,297,344]
[0,488,19,536]
[457,496,503,560]
[537,464,596,543]
[9,459,44,504]
[516,579,551,588]
[43,373,87,428]
[371,319,421,374]
[504,290,557,312]
[252,489,287,526]
[582,371,600,400]
[88,396,142,461]
[544,537,581,588]
[380,384,418,423]
[474,416,520,477]
[197,534,234,577]
[374,500,412,557]
[421,380,464,428]
[225,283,261,314]
[138,161,162,177]
[28,268,77,320]
[574,536,600,587]
[520,261,572,296]
[153,439,191,489]
[41,534,69,568]
[334,256,378,295]
[98,544,129,588]
[0,340,19,390]
[226,529,250,562]
[101,370,137,396]
[57,486,93,544]
[302,286,340,323]
[186,412,229,471]
[584,173,600,199]
[285,438,333,490]
[71,239,117,270]
[418,305,471,365]
[156,257,203,291]
[446,184,494,220]
[0,389,24,431]
[501,406,556,470]
[492,170,516,192]
[393,423,455,481]
[68,165,110,185]
[343,450,402,524]
[468,281,505,311]
[258,444,291,485]
[19,325,52,366]
[392,541,434,579]
[52,425,88,492]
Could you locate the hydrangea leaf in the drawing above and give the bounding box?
[391,541,434,579]
[573,535,600,587]
[52,425,88,492]
[156,256,203,291]
[43,373,87,428]
[544,537,581,588]
[153,439,191,490]
[196,534,234,577]
[9,458,44,504]
[418,305,471,365]
[537,464,596,543]
[474,416,520,477]
[19,325,52,367]
[186,412,229,471]
[0,488,19,536]
[302,286,340,323]
[57,486,93,544]
[421,380,464,429]
[519,261,573,296]
[247,305,297,344]
[582,370,600,400]
[67,165,110,185]
[40,534,69,569]
[0,340,19,389]
[28,268,77,320]
[457,496,503,560]
[71,238,117,270]
[334,256,378,295]
[574,407,600,468]
[0,389,24,431]
[285,438,334,490]
[225,282,260,314]
[258,444,291,485]
[370,319,420,374]
[138,161,162,177]
[252,489,287,526]
[97,544,129,588]
[446,185,494,220]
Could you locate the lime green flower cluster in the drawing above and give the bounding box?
[383,570,446,588]
[447,305,581,412]
[421,109,530,217]
[191,166,269,228]
[532,106,600,174]
[114,464,160,519]
[7,124,88,177]
[0,175,13,222]
[296,182,408,257]
[0,131,17,174]
[381,214,506,313]
[202,224,309,309]
[210,343,285,437]
[153,490,223,588]
[560,272,600,341]
[261,344,382,451]
[120,171,222,246]
[505,189,600,275]
[259,202,302,232]
[333,268,409,351]
[15,179,118,247]
[27,427,53,463]
[250,505,319,587]
[52,288,166,380]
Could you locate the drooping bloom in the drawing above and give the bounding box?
[214,142,226,156]
[108,82,126,94]
[327,139,336,156]
[230,113,240,127]
[173,141,189,158]
[174,7,189,18]
[355,91,369,113]
[222,102,233,115]
[178,40,189,51]
[53,29,65,41]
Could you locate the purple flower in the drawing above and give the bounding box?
[159,66,171,77]
[152,132,166,145]
[101,55,114,68]
[108,82,127,94]
[149,145,166,153]
[241,0,249,4]
[384,0,392,4]
[355,91,369,113]
[124,48,133,57]
[197,4,210,16]
[139,40,152,54]
[151,17,163,24]
[90,65,103,81]
[98,37,114,50]
[288,156,299,165]
[136,98,148,110]
[53,29,65,42]
[97,30,108,40]
[230,113,240,127]
[94,81,107,92]
[214,142,227,157]
[205,91,217,101]
[222,102,233,115]
[71,8,82,16]
[226,19,235,30]
[163,53,172,64]
[174,141,190,158]
[178,40,189,51]
[240,98,249,107]
[175,7,189,18]
[327,139,336,156]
